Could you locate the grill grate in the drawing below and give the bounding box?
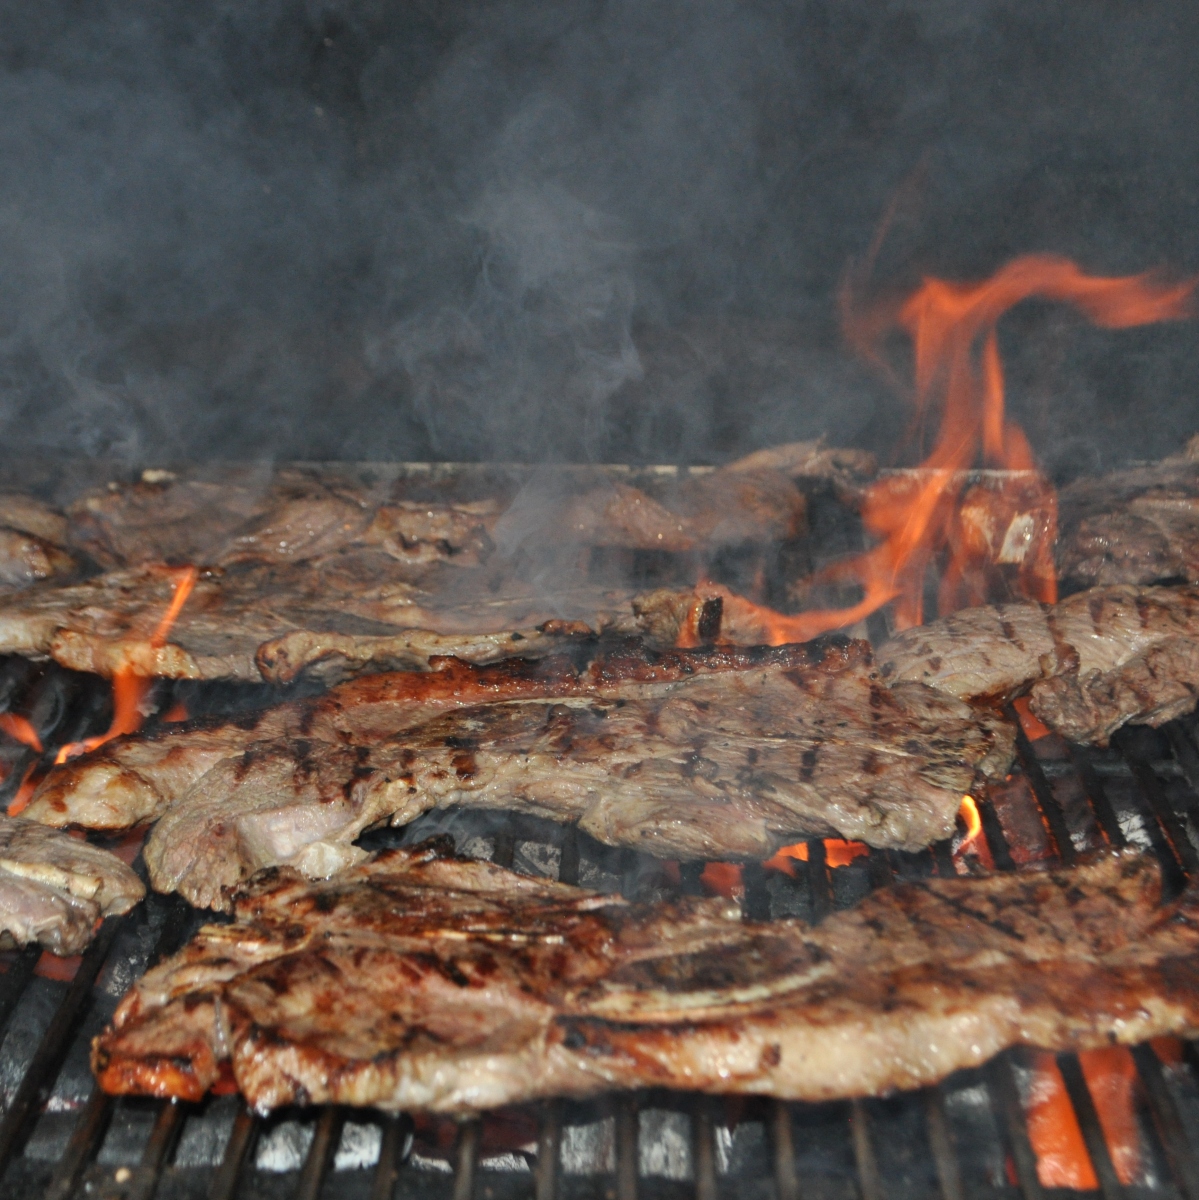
[1,663,1199,1195]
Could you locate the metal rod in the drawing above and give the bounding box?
[42,1088,114,1200]
[977,795,1016,872]
[369,1114,413,1200]
[1009,716,1077,865]
[1130,1043,1199,1200]
[1055,1052,1126,1200]
[931,838,957,877]
[1068,745,1128,849]
[986,1054,1047,1200]
[0,942,42,1036]
[615,1096,640,1200]
[492,828,515,869]
[806,839,832,923]
[452,1118,481,1200]
[126,1098,187,1200]
[535,1102,562,1200]
[849,1098,882,1200]
[924,1086,964,1200]
[207,1105,259,1200]
[692,1099,718,1200]
[1114,729,1197,883]
[866,847,895,892]
[295,1106,344,1200]
[740,861,771,921]
[770,1101,800,1200]
[0,915,124,1177]
[1166,721,1199,795]
[558,826,580,887]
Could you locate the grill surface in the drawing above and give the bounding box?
[0,471,1198,1200]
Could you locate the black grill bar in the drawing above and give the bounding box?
[42,1089,111,1200]
[452,1117,481,1200]
[924,1086,965,1200]
[691,1099,718,1200]
[1010,712,1079,865]
[1130,1044,1199,1200]
[0,943,40,1034]
[616,1096,639,1200]
[535,1102,562,1200]
[1055,1052,1127,1200]
[296,1106,344,1200]
[770,1101,800,1200]
[369,1114,413,1200]
[126,1098,186,1200]
[207,1106,259,1200]
[987,1054,1047,1200]
[0,915,124,1177]
[1114,728,1198,883]
[849,1098,882,1200]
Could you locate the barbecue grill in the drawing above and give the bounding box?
[0,465,1196,1200]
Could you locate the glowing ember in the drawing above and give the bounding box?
[1024,1048,1141,1188]
[699,861,744,898]
[0,713,42,753]
[1012,696,1052,741]
[689,257,1194,644]
[762,838,869,875]
[161,700,190,724]
[53,566,198,766]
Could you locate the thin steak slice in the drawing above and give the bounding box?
[0,555,713,685]
[876,584,1199,743]
[91,841,1199,1115]
[142,642,1003,907]
[1057,435,1199,588]
[0,494,78,592]
[0,816,144,954]
[24,640,1009,908]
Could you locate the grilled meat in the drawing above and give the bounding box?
[0,556,712,684]
[0,816,144,954]
[92,842,1199,1114]
[0,494,78,591]
[1057,436,1199,588]
[559,469,805,551]
[22,640,1007,908]
[877,583,1199,742]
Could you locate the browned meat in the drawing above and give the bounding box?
[1057,437,1199,587]
[877,584,1199,743]
[25,643,854,831]
[66,466,492,571]
[0,494,78,591]
[0,816,144,954]
[0,556,704,685]
[556,467,805,551]
[91,842,1199,1114]
[725,438,878,486]
[111,642,1001,908]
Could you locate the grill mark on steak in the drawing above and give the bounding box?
[90,842,1199,1114]
[0,815,144,954]
[878,584,1199,743]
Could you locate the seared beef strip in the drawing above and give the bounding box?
[25,640,1007,908]
[877,583,1199,742]
[0,494,78,592]
[0,554,715,684]
[92,842,1199,1114]
[1057,436,1199,588]
[0,816,144,954]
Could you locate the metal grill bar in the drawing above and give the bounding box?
[1056,1052,1127,1200]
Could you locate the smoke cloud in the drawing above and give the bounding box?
[0,1,1195,476]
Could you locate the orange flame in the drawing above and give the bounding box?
[54,566,198,767]
[1025,1048,1140,1188]
[0,713,42,753]
[955,795,982,854]
[694,257,1194,644]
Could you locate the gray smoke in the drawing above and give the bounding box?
[0,1,1195,476]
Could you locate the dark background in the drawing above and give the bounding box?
[0,0,1195,476]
